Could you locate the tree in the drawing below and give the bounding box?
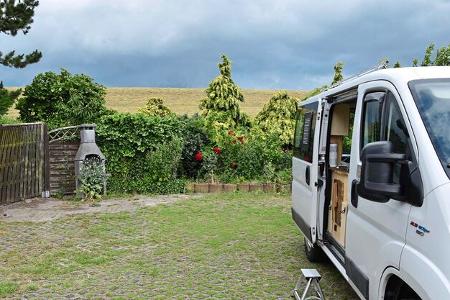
[200,55,249,129]
[332,62,344,85]
[412,43,450,67]
[0,0,42,118]
[434,45,450,66]
[393,61,401,68]
[255,91,298,146]
[138,98,173,117]
[0,0,41,68]
[16,69,107,128]
[421,43,435,66]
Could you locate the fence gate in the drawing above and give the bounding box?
[0,123,49,205]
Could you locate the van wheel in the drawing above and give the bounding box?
[304,237,325,262]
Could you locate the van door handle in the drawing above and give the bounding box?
[351,179,359,208]
[305,166,310,186]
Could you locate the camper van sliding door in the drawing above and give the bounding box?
[292,100,321,243]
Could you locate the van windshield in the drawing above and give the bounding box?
[409,79,450,177]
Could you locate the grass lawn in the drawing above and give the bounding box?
[0,193,356,299]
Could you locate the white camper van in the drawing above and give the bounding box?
[291,66,450,300]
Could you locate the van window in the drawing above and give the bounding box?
[384,92,408,154]
[361,92,384,149]
[409,79,450,178]
[294,103,317,162]
[383,92,410,184]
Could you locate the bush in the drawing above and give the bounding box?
[215,128,292,183]
[97,113,185,194]
[0,116,20,125]
[178,114,210,178]
[138,98,174,117]
[16,69,107,129]
[255,91,297,146]
[79,156,106,202]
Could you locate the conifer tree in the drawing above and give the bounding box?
[200,55,249,127]
[1,0,41,68]
[0,0,41,118]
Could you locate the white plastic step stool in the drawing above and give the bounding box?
[292,269,325,300]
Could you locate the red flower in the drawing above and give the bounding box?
[194,151,203,161]
[228,130,235,136]
[230,161,238,169]
[213,146,222,155]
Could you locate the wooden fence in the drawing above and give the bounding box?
[48,141,79,195]
[0,123,49,205]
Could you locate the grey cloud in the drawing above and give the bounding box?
[1,0,450,89]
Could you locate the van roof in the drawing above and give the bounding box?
[300,66,450,106]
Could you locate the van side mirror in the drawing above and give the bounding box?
[357,141,406,202]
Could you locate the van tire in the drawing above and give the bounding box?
[304,237,325,262]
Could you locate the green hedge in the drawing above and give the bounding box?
[96,113,292,194]
[97,113,185,194]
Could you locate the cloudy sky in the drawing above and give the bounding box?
[1,0,450,89]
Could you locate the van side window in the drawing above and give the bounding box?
[293,104,317,163]
[361,91,410,184]
[383,92,410,184]
[361,92,384,149]
[384,92,408,154]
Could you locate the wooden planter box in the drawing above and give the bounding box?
[263,183,276,193]
[193,182,287,193]
[208,183,223,193]
[222,184,237,192]
[237,183,250,192]
[249,183,263,192]
[277,183,292,193]
[194,183,209,193]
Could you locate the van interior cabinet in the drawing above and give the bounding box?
[328,169,349,247]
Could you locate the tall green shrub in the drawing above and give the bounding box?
[255,91,297,146]
[97,113,185,193]
[200,55,250,130]
[16,69,107,128]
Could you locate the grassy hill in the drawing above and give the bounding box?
[7,87,308,118]
[105,87,308,116]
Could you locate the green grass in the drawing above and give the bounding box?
[0,193,356,299]
[0,282,18,297]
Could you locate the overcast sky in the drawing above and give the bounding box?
[1,0,450,89]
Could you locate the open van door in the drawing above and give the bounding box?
[292,99,321,243]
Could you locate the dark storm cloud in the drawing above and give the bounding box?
[1,0,450,89]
